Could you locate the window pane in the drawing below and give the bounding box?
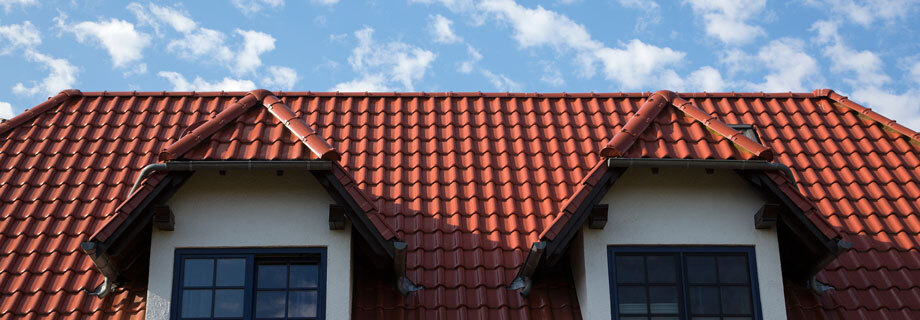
[213,289,244,317]
[184,259,214,287]
[181,289,212,318]
[290,264,318,288]
[647,255,677,284]
[258,264,288,289]
[718,256,749,284]
[618,286,648,314]
[721,286,753,314]
[256,291,287,318]
[620,317,648,320]
[688,286,720,315]
[216,259,246,287]
[288,290,318,317]
[616,256,646,283]
[651,317,680,320]
[686,256,717,284]
[649,286,679,314]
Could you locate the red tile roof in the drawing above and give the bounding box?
[1,89,919,319]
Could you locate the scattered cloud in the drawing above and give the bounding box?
[410,0,476,13]
[0,21,40,54]
[805,0,920,27]
[482,69,522,91]
[540,64,565,86]
[128,2,197,35]
[311,0,339,5]
[684,0,766,45]
[748,38,820,92]
[687,66,726,92]
[55,13,151,68]
[478,0,684,90]
[429,14,462,44]
[617,0,661,32]
[262,65,300,90]
[0,101,14,119]
[230,0,284,14]
[12,50,79,96]
[133,3,276,75]
[457,44,481,74]
[330,74,391,92]
[0,0,36,12]
[335,27,436,91]
[158,71,256,91]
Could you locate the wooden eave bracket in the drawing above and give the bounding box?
[588,204,609,229]
[329,205,346,230]
[754,203,780,229]
[153,206,175,231]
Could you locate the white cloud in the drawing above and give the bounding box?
[0,0,36,12]
[311,0,339,5]
[457,44,481,74]
[158,71,256,91]
[410,0,476,13]
[428,14,463,43]
[478,0,684,90]
[429,14,462,44]
[806,0,920,27]
[12,50,78,97]
[684,0,766,45]
[617,0,661,32]
[330,74,391,92]
[55,13,151,68]
[748,38,820,92]
[0,101,14,119]
[338,27,436,91]
[0,21,40,54]
[129,3,197,35]
[262,65,299,90]
[687,66,726,92]
[540,64,565,86]
[230,0,284,13]
[235,30,275,75]
[482,70,522,91]
[135,4,276,75]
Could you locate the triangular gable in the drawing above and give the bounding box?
[520,90,844,289]
[602,90,774,160]
[83,89,398,295]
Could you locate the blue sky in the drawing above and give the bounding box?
[1,0,919,128]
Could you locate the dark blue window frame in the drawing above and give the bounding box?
[170,248,327,320]
[607,246,763,320]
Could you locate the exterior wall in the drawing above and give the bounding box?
[145,171,352,320]
[572,168,786,320]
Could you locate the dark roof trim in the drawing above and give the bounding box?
[0,89,82,136]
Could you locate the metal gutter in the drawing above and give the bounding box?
[130,160,333,194]
[606,158,799,187]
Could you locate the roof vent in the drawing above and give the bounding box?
[728,124,762,143]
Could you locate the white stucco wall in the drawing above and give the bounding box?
[145,170,352,320]
[571,168,786,320]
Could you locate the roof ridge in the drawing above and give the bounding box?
[814,89,920,142]
[71,91,820,99]
[601,90,774,160]
[0,89,82,136]
[158,89,339,161]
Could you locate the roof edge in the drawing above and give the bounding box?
[70,91,819,98]
[601,90,673,157]
[814,89,920,142]
[0,89,82,136]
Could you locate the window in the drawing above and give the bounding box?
[171,248,326,320]
[608,246,761,320]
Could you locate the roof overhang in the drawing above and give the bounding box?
[82,160,399,295]
[512,158,848,295]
